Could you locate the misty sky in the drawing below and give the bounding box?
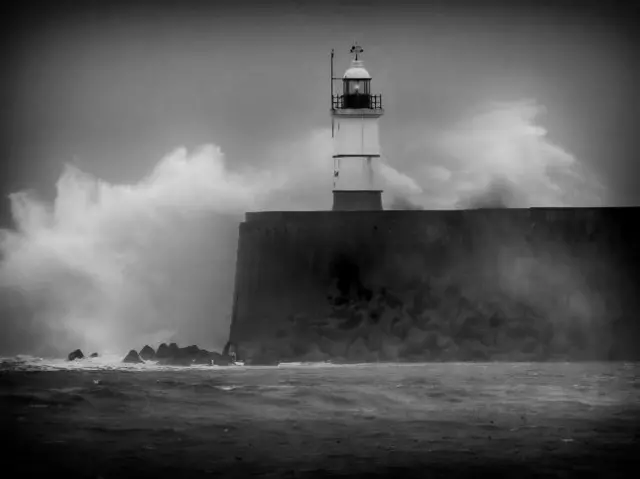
[1,0,638,223]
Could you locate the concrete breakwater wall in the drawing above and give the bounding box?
[228,208,640,363]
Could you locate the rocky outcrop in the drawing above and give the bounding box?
[139,345,155,361]
[154,344,193,365]
[89,352,99,358]
[155,343,172,360]
[122,350,144,364]
[211,353,235,366]
[153,344,222,366]
[67,349,84,361]
[126,343,236,366]
[168,343,180,357]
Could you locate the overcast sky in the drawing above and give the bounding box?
[1,0,637,222]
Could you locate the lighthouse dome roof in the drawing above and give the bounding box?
[343,60,371,79]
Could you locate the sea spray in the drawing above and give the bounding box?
[0,132,417,357]
[0,100,607,358]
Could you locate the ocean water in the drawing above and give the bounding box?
[2,357,639,476]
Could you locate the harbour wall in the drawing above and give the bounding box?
[228,208,640,363]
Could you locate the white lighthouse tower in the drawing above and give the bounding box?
[330,43,384,211]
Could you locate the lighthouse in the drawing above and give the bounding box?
[331,44,384,211]
[227,44,640,366]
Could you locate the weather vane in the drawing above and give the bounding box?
[350,43,363,61]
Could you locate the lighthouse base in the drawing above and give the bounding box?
[332,190,383,211]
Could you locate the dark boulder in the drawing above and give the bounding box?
[192,349,215,365]
[141,343,226,366]
[160,351,191,366]
[155,344,214,366]
[171,345,201,365]
[122,350,144,364]
[212,353,235,366]
[181,345,200,356]
[156,343,171,359]
[89,352,99,358]
[139,345,156,361]
[155,343,188,364]
[67,349,84,361]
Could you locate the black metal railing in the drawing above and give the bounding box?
[332,94,383,110]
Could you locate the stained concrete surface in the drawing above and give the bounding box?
[229,208,640,363]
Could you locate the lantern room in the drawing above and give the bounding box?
[331,44,383,111]
[342,54,371,108]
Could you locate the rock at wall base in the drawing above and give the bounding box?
[67,349,84,361]
[151,344,211,366]
[191,351,214,365]
[122,350,144,364]
[139,345,156,361]
[155,343,172,360]
[212,354,235,366]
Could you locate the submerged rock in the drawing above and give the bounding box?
[89,352,99,358]
[67,349,84,361]
[122,350,144,364]
[139,345,155,361]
